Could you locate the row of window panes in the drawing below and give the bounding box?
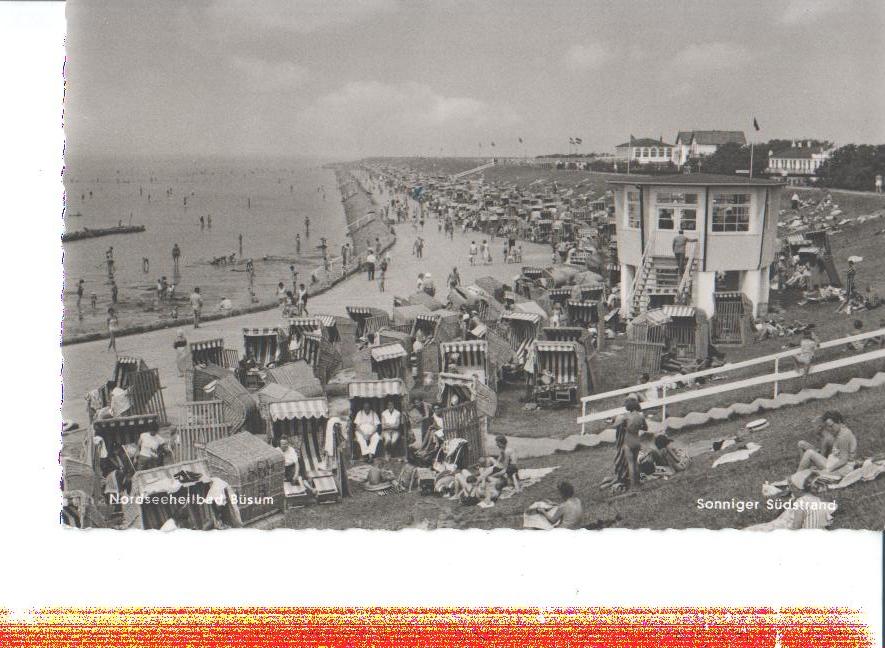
[626,192,751,232]
[634,148,671,158]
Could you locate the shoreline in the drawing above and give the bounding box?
[61,165,394,346]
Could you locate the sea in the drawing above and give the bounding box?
[62,156,347,338]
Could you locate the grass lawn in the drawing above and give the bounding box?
[275,174,885,531]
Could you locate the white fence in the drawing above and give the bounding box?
[578,327,885,432]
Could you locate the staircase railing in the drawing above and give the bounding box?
[676,239,698,304]
[628,232,655,318]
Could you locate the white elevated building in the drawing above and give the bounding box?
[610,173,782,320]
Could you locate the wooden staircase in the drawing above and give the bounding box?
[629,235,700,318]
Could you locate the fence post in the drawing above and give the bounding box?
[661,384,668,423]
[773,357,780,398]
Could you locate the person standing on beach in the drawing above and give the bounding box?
[76,279,85,320]
[172,243,181,275]
[200,215,205,230]
[341,243,348,269]
[295,233,301,255]
[189,287,203,329]
[378,259,387,293]
[110,279,118,305]
[289,265,298,293]
[304,216,310,238]
[106,308,119,353]
[105,247,115,279]
[238,233,244,258]
[469,241,478,266]
[297,283,309,315]
[207,215,212,228]
[366,248,377,281]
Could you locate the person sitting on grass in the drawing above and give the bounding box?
[787,470,834,530]
[537,481,584,529]
[797,410,857,473]
[485,434,521,493]
[643,434,690,473]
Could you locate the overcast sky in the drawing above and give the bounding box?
[64,0,885,160]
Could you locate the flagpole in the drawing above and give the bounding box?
[749,140,754,179]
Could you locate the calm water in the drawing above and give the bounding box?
[62,156,347,336]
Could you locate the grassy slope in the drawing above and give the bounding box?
[279,168,885,530]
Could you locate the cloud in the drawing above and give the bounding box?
[230,55,310,90]
[292,81,519,156]
[564,43,612,71]
[670,42,751,75]
[208,0,398,34]
[780,0,846,25]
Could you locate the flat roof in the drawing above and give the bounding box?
[607,173,781,187]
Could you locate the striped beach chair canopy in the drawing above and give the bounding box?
[661,305,697,319]
[242,327,285,367]
[93,414,160,447]
[288,315,340,342]
[347,379,405,400]
[131,459,212,497]
[533,341,581,385]
[439,340,488,374]
[268,398,329,422]
[370,343,408,363]
[567,299,600,325]
[189,338,226,366]
[542,326,586,342]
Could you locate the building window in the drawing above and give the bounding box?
[634,148,641,158]
[650,148,658,158]
[642,148,649,157]
[626,190,641,228]
[657,207,675,230]
[656,192,698,230]
[712,193,751,232]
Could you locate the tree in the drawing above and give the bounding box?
[695,142,768,176]
[815,144,885,191]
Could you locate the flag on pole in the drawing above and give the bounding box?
[575,137,583,145]
[490,141,495,147]
[753,117,760,131]
[569,137,574,145]
[518,137,523,144]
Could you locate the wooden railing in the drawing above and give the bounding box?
[628,232,655,318]
[676,239,698,304]
[578,327,885,432]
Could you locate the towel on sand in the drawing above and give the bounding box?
[712,443,761,468]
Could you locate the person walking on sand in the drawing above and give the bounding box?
[173,329,189,377]
[304,215,310,238]
[110,279,118,305]
[76,279,85,320]
[469,240,478,266]
[378,259,387,293]
[295,233,301,255]
[297,283,309,315]
[172,243,181,274]
[448,266,460,289]
[189,287,203,329]
[366,248,377,281]
[106,307,119,353]
[199,215,204,230]
[480,240,490,265]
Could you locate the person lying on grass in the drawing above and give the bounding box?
[797,410,857,473]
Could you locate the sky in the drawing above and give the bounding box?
[64,0,885,160]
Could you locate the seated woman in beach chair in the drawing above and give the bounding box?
[279,436,315,497]
[380,400,404,460]
[410,405,445,466]
[432,437,468,474]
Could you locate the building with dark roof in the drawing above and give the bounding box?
[767,141,831,179]
[674,130,747,166]
[614,136,675,167]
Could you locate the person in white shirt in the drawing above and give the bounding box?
[136,429,168,471]
[278,436,305,488]
[353,402,381,460]
[365,249,377,281]
[380,400,402,459]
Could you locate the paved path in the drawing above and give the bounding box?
[62,179,552,426]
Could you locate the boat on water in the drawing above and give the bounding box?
[62,224,146,243]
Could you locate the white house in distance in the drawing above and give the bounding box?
[609,173,782,321]
[614,137,674,165]
[673,130,747,167]
[767,141,831,180]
